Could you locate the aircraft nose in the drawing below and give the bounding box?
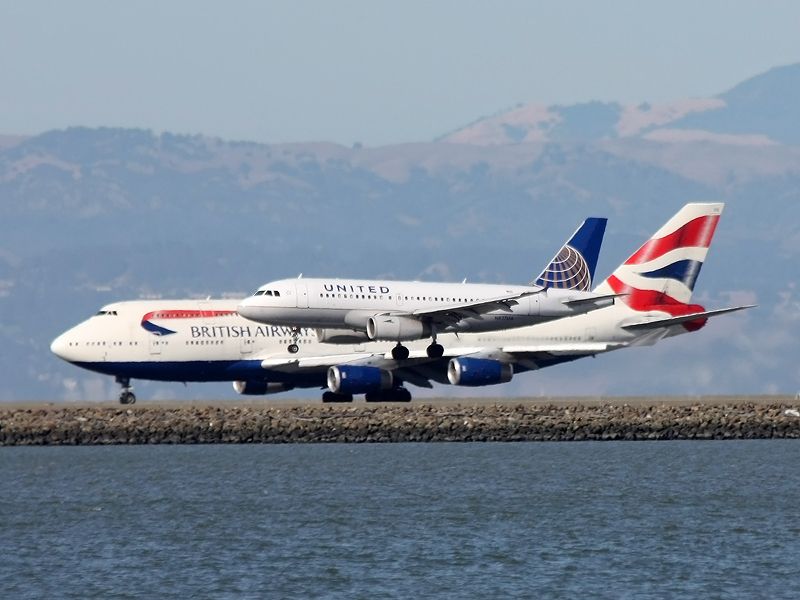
[237,298,258,321]
[50,333,71,361]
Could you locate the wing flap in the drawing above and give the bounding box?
[410,289,540,320]
[260,352,377,371]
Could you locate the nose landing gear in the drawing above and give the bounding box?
[288,326,300,354]
[115,376,136,404]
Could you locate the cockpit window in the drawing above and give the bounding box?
[254,290,265,296]
[274,291,280,297]
[95,310,118,316]
[265,290,273,296]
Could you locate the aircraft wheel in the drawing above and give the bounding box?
[322,391,353,403]
[426,343,444,358]
[365,388,412,403]
[391,344,409,360]
[288,344,299,354]
[119,391,136,405]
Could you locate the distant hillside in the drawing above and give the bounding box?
[1,64,799,401]
[441,63,800,146]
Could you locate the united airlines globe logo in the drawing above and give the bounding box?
[537,245,592,290]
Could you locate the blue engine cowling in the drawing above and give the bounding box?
[447,357,513,386]
[327,365,393,394]
[232,381,294,395]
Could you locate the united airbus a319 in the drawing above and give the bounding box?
[237,218,615,359]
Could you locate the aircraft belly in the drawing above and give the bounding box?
[71,359,326,385]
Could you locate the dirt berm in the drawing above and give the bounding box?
[1,398,799,445]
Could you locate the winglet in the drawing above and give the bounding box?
[533,217,607,291]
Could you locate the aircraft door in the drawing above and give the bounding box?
[240,336,253,355]
[149,336,162,355]
[585,327,597,341]
[296,283,309,308]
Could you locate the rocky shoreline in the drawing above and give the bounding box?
[2,401,800,445]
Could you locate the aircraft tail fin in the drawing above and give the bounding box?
[594,203,724,312]
[533,217,607,291]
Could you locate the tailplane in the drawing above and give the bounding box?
[533,217,607,291]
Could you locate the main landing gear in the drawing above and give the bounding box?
[390,341,444,360]
[365,387,412,403]
[392,343,409,360]
[116,376,136,405]
[322,391,353,403]
[320,388,413,403]
[288,326,300,354]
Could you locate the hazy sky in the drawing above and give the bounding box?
[2,0,799,145]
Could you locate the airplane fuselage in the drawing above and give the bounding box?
[237,278,603,335]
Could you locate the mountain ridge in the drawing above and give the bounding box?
[1,64,798,400]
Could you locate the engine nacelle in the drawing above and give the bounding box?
[315,328,371,344]
[232,380,294,395]
[447,357,513,386]
[327,365,393,394]
[367,315,430,341]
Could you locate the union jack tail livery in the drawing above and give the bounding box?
[533,217,607,291]
[595,203,724,329]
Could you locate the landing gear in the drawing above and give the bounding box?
[426,327,444,358]
[391,343,410,360]
[365,387,412,403]
[426,343,444,358]
[288,326,300,354]
[322,391,354,403]
[115,376,136,405]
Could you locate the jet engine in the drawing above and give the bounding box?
[447,357,513,386]
[315,328,371,344]
[327,365,394,394]
[367,315,430,341]
[232,381,294,395]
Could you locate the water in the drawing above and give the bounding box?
[2,442,799,599]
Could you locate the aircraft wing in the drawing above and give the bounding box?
[407,289,541,325]
[259,352,379,372]
[255,340,625,388]
[621,305,755,331]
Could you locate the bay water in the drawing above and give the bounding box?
[2,441,799,599]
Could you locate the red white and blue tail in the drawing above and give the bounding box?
[595,203,723,326]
